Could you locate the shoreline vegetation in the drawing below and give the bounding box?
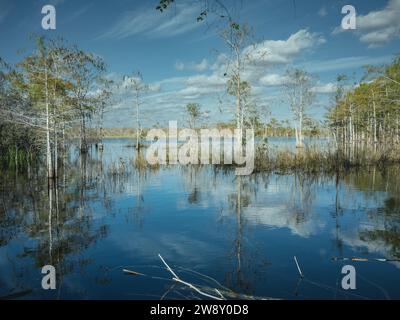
[1,34,399,179]
[84,128,400,174]
[0,2,400,300]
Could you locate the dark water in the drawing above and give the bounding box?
[1,139,400,300]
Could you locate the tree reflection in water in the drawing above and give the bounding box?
[1,140,400,299]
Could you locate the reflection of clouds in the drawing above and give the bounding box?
[93,145,400,271]
[175,168,325,237]
[242,206,325,238]
[337,226,400,269]
[110,232,222,267]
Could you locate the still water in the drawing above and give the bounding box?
[1,139,399,300]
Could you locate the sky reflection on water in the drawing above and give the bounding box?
[0,139,399,300]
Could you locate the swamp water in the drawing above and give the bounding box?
[1,139,399,299]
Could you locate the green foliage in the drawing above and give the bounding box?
[328,55,400,146]
[186,103,201,128]
[0,35,112,166]
[156,0,174,12]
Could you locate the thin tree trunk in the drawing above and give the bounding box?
[372,91,378,145]
[236,51,241,130]
[136,91,139,150]
[45,63,53,180]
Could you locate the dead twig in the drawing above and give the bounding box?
[158,254,225,300]
[294,256,304,278]
[122,269,145,276]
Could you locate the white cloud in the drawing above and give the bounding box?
[106,29,329,126]
[175,62,185,71]
[176,86,220,99]
[210,53,229,71]
[259,74,289,86]
[175,58,209,71]
[332,0,400,47]
[195,59,209,71]
[171,73,226,99]
[98,2,202,39]
[259,76,338,94]
[185,73,225,88]
[312,82,337,94]
[243,29,326,66]
[148,83,161,93]
[206,29,325,89]
[300,55,393,73]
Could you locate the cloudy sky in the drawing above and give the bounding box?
[0,0,399,127]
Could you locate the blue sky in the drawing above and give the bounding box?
[0,0,399,127]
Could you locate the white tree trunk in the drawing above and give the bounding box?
[45,63,53,179]
[136,92,140,149]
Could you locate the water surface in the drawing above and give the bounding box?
[1,138,399,300]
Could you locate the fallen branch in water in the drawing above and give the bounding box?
[119,258,278,300]
[123,269,145,276]
[332,257,400,262]
[158,254,224,300]
[294,256,304,278]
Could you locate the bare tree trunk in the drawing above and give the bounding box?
[80,113,87,153]
[54,127,58,179]
[48,186,53,264]
[14,145,18,176]
[136,91,140,150]
[53,75,58,180]
[297,113,304,148]
[236,176,242,274]
[63,123,66,188]
[236,52,241,130]
[372,91,378,145]
[45,63,53,180]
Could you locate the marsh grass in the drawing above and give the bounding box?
[254,142,400,174]
[105,140,400,175]
[133,152,148,169]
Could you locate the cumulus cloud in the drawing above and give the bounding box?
[105,28,330,126]
[243,29,326,66]
[205,29,326,90]
[171,73,226,99]
[175,58,209,71]
[332,0,400,47]
[185,73,225,88]
[259,74,289,86]
[259,75,338,94]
